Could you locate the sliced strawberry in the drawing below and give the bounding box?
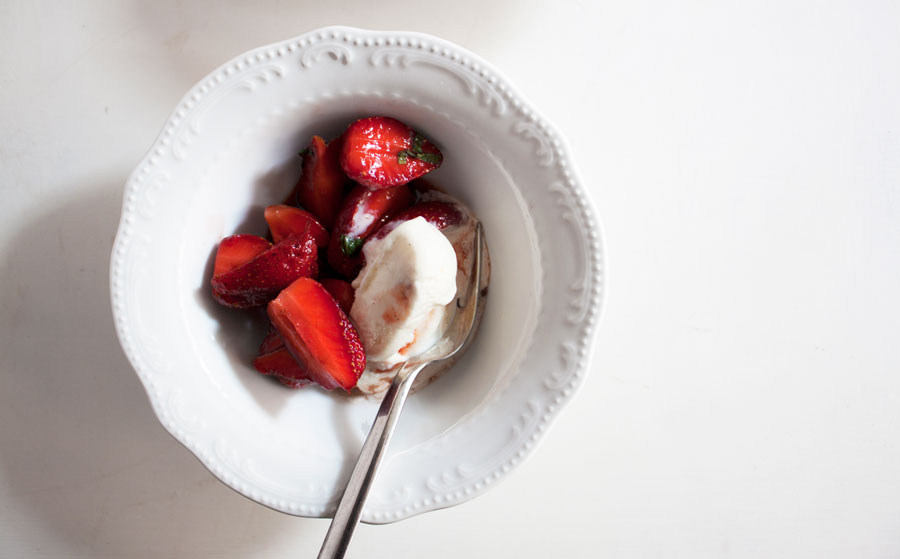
[211,233,318,308]
[258,326,285,354]
[340,117,442,189]
[277,376,311,389]
[334,183,416,243]
[267,278,366,392]
[213,234,271,278]
[326,182,414,278]
[287,135,346,228]
[253,347,312,388]
[369,201,464,243]
[319,278,355,314]
[264,205,329,248]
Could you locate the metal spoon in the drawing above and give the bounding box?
[318,222,487,559]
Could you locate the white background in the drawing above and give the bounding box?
[2,1,899,557]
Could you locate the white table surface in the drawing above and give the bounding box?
[2,1,899,557]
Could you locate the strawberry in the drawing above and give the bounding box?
[212,234,271,278]
[340,117,442,189]
[258,326,285,354]
[369,201,463,242]
[264,205,329,248]
[287,135,346,229]
[211,233,318,308]
[253,347,312,388]
[319,278,355,314]
[326,182,414,278]
[267,278,366,392]
[326,243,361,280]
[276,376,310,389]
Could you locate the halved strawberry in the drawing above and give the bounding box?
[264,205,329,248]
[211,233,318,308]
[253,347,312,388]
[340,117,442,189]
[369,201,464,243]
[319,278,355,314]
[213,234,272,278]
[326,182,414,278]
[267,278,365,392]
[287,135,346,229]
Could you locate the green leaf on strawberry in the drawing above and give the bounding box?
[340,234,364,257]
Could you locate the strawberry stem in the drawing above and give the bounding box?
[413,152,441,164]
[412,133,424,152]
[396,133,442,166]
[340,234,363,257]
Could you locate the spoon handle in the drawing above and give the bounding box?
[318,362,425,559]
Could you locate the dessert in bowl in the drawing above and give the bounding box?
[110,26,604,523]
[209,115,486,396]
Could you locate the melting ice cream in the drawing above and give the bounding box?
[350,217,458,371]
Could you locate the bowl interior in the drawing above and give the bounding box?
[176,95,540,470]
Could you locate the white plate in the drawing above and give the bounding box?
[110,26,604,523]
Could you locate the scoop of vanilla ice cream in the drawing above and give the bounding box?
[350,217,458,369]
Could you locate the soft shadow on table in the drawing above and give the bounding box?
[0,178,318,557]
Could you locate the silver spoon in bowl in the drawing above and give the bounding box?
[318,222,487,559]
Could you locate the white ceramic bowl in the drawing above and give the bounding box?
[110,26,604,523]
